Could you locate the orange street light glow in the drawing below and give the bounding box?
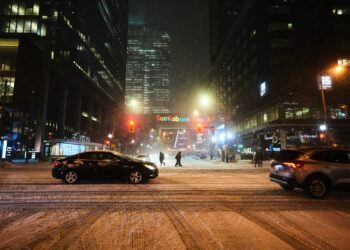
[335,66,344,74]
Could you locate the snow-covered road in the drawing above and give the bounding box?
[0,164,349,249]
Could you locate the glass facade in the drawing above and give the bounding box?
[0,39,18,104]
[210,0,350,147]
[126,22,171,114]
[0,0,129,159]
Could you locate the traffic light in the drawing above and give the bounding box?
[129,120,135,133]
[197,123,203,133]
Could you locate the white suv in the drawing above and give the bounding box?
[270,148,350,198]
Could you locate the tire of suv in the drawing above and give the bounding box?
[279,184,295,190]
[64,170,79,184]
[304,175,330,198]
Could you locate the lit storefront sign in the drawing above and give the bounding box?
[319,75,332,90]
[156,115,190,123]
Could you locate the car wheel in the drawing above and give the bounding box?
[279,184,295,190]
[128,170,143,184]
[304,176,330,198]
[64,171,78,184]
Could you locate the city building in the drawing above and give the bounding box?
[0,0,129,159]
[210,0,350,153]
[126,20,171,114]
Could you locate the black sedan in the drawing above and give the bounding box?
[52,151,158,184]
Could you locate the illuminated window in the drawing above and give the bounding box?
[16,19,24,33]
[0,64,10,71]
[0,77,16,103]
[53,11,58,20]
[31,20,38,32]
[33,4,40,15]
[260,82,267,97]
[18,3,25,15]
[338,59,350,67]
[24,20,32,33]
[9,19,16,32]
[263,113,268,122]
[82,112,89,118]
[40,24,46,36]
[11,4,18,15]
[333,8,350,15]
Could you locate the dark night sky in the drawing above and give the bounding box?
[129,0,210,113]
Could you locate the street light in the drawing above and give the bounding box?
[199,95,210,108]
[334,65,344,74]
[130,99,138,108]
[319,65,346,144]
[198,93,215,159]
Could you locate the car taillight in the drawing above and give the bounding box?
[282,162,304,169]
[53,161,61,167]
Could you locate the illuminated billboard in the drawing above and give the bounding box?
[318,75,332,90]
[156,115,190,123]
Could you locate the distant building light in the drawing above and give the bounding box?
[320,124,327,131]
[33,4,40,15]
[338,59,350,67]
[263,113,268,122]
[260,82,267,97]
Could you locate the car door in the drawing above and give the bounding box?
[107,154,128,179]
[79,152,103,179]
[95,152,118,179]
[328,150,350,185]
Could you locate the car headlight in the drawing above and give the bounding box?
[144,164,156,170]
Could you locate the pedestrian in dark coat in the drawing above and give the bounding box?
[159,152,165,166]
[254,150,263,167]
[175,151,182,167]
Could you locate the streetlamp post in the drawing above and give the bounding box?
[318,65,346,144]
[320,84,327,129]
[108,133,113,150]
[198,93,214,160]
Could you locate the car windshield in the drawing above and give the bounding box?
[275,150,306,161]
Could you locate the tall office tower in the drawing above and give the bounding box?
[208,0,244,124]
[0,0,129,158]
[126,21,170,114]
[209,0,350,149]
[209,0,244,64]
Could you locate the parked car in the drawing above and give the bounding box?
[270,148,350,198]
[52,151,158,184]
